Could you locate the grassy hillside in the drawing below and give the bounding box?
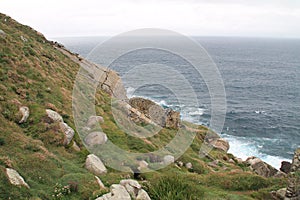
[0,13,287,200]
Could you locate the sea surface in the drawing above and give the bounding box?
[56,36,300,169]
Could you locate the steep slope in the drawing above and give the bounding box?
[0,13,289,200]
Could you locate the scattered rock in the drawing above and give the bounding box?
[228,159,235,164]
[6,168,29,188]
[136,189,151,200]
[185,162,193,169]
[209,138,230,152]
[208,160,219,168]
[87,116,104,128]
[246,156,278,178]
[95,176,106,189]
[85,154,107,175]
[280,161,292,174]
[20,35,28,42]
[59,122,75,145]
[177,161,184,167]
[19,106,29,123]
[163,155,175,165]
[46,109,63,122]
[271,188,286,200]
[84,132,107,147]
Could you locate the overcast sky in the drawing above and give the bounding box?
[1,0,300,38]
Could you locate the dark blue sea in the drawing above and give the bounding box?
[56,36,300,168]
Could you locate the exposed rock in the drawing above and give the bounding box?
[280,161,292,174]
[59,122,75,145]
[84,131,107,147]
[96,184,131,200]
[120,179,141,198]
[20,35,28,42]
[271,188,286,200]
[208,160,219,168]
[185,162,193,169]
[87,116,104,128]
[285,148,300,199]
[228,159,235,164]
[0,29,5,37]
[6,168,29,188]
[72,141,81,152]
[46,109,63,122]
[235,158,244,164]
[19,106,29,123]
[85,154,107,175]
[136,189,151,200]
[209,138,230,152]
[138,160,149,170]
[129,97,180,129]
[246,156,278,178]
[163,155,175,165]
[177,161,184,167]
[95,176,106,189]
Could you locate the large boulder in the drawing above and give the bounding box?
[120,179,141,198]
[246,157,278,178]
[59,122,75,145]
[163,155,175,165]
[129,97,180,129]
[84,131,107,147]
[18,106,29,123]
[85,154,107,175]
[209,138,230,152]
[96,184,131,200]
[136,189,151,200]
[6,168,29,188]
[285,148,300,199]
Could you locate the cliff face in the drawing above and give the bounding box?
[0,13,295,200]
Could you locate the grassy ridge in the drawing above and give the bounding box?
[0,13,286,199]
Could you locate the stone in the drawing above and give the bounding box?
[84,131,107,146]
[0,29,5,37]
[208,160,219,168]
[85,154,107,175]
[185,162,193,169]
[280,161,292,174]
[138,160,149,170]
[163,155,175,165]
[20,35,28,42]
[59,122,75,145]
[246,156,278,178]
[72,141,81,152]
[273,188,286,200]
[210,138,230,152]
[87,116,104,128]
[120,179,141,198]
[177,161,184,167]
[95,176,106,189]
[19,106,29,123]
[228,159,235,164]
[6,168,29,188]
[46,109,63,122]
[136,189,151,200]
[96,184,131,200]
[235,158,244,164]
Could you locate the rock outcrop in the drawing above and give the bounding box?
[18,106,29,123]
[209,138,230,152]
[280,161,292,174]
[85,154,107,175]
[285,148,300,199]
[246,156,279,178]
[46,109,75,145]
[6,168,29,188]
[129,97,180,129]
[96,179,151,200]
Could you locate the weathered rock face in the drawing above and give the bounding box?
[19,106,29,123]
[46,109,75,145]
[246,157,278,178]
[209,138,230,152]
[129,97,180,129]
[120,179,141,198]
[280,161,292,174]
[6,168,29,188]
[285,148,300,199]
[136,189,151,200]
[85,154,107,175]
[96,184,131,200]
[84,131,107,147]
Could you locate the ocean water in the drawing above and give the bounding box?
[56,36,300,169]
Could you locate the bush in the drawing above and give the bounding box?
[0,138,5,146]
[146,175,204,200]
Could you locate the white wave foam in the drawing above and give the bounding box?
[189,108,205,116]
[221,134,291,169]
